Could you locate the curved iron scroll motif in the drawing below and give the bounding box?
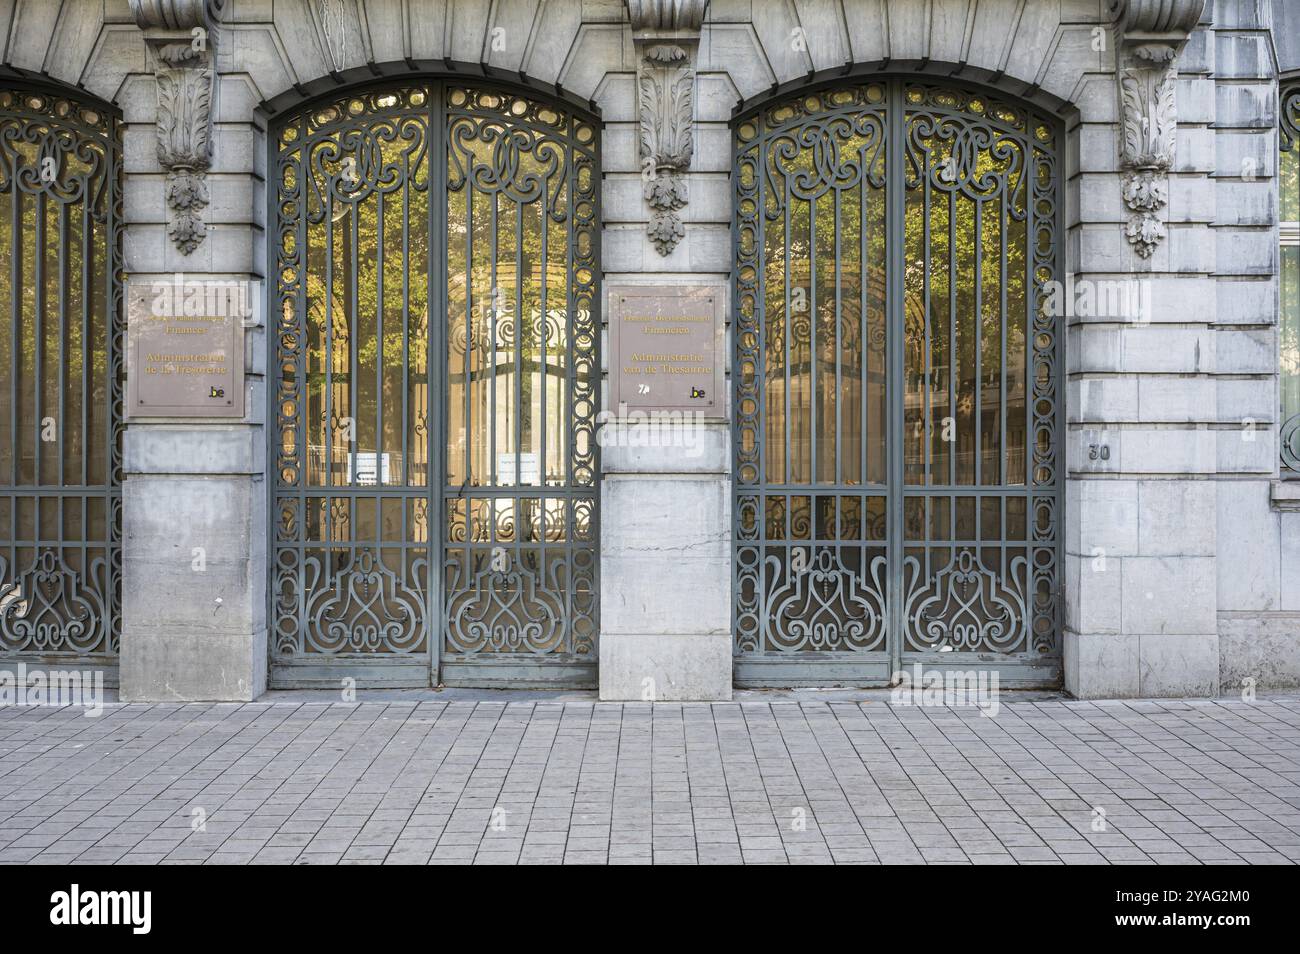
[302,548,426,654]
[0,549,110,653]
[902,548,1029,653]
[0,85,122,658]
[733,78,1059,672]
[273,82,598,673]
[1282,82,1300,154]
[445,550,566,654]
[764,547,888,652]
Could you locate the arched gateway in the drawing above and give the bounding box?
[271,82,599,688]
[732,79,1062,686]
[0,81,122,681]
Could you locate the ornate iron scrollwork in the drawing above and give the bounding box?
[445,551,566,654]
[765,548,888,652]
[303,548,426,654]
[903,548,1029,653]
[733,78,1060,679]
[273,82,599,682]
[0,84,122,660]
[0,550,110,654]
[1281,80,1300,475]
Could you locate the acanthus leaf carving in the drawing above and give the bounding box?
[1110,0,1204,259]
[129,0,222,255]
[1117,65,1177,258]
[627,1,708,256]
[637,50,694,254]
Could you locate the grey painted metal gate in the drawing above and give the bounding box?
[733,78,1061,687]
[271,82,599,688]
[0,83,122,683]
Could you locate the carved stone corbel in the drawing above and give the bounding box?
[1109,0,1205,259]
[129,1,224,255]
[627,1,709,256]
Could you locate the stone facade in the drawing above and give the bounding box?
[0,0,1297,701]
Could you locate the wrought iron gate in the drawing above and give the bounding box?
[271,82,599,688]
[733,79,1061,686]
[0,84,123,680]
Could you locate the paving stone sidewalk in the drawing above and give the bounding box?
[1,691,1298,865]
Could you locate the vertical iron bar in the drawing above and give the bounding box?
[376,189,385,489]
[489,193,498,490]
[1000,177,1008,486]
[974,198,982,488]
[539,162,548,490]
[81,190,89,490]
[784,180,791,485]
[947,187,955,490]
[923,140,932,487]
[859,160,868,488]
[887,80,905,676]
[834,185,842,487]
[401,150,410,488]
[463,174,472,493]
[35,190,44,490]
[810,192,818,486]
[297,116,311,647]
[515,198,523,489]
[56,196,65,574]
[431,82,446,684]
[757,128,768,647]
[350,181,359,533]
[81,178,90,606]
[1025,142,1033,489]
[10,188,19,489]
[324,189,334,491]
[58,201,67,491]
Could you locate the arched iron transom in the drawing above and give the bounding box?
[0,85,123,668]
[272,83,599,688]
[733,80,1061,686]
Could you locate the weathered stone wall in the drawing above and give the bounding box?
[0,0,1294,699]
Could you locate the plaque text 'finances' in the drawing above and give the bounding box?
[608,285,723,416]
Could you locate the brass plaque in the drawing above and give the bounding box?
[125,278,246,418]
[608,284,723,416]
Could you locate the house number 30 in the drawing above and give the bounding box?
[1089,443,1110,461]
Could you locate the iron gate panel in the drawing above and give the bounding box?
[0,85,122,680]
[1280,80,1299,472]
[271,82,598,688]
[733,79,1060,687]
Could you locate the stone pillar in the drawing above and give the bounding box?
[598,0,731,701]
[1213,1,1288,693]
[1065,0,1217,697]
[119,0,266,701]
